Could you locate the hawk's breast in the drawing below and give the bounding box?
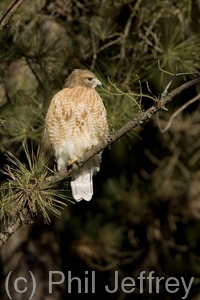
[45,86,108,161]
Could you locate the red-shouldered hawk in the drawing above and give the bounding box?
[45,69,108,201]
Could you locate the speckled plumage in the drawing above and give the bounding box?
[45,69,108,201]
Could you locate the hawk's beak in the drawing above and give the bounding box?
[95,79,102,87]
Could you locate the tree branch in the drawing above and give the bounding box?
[0,0,26,31]
[46,76,200,184]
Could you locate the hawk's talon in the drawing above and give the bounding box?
[68,155,79,165]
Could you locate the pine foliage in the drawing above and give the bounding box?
[1,144,69,223]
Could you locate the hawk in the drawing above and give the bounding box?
[45,69,108,201]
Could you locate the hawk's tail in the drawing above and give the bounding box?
[70,154,101,201]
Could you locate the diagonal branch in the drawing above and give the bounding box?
[0,0,26,31]
[46,76,200,184]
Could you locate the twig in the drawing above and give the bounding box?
[97,36,122,54]
[157,92,200,133]
[120,0,142,59]
[0,208,33,247]
[0,0,26,30]
[90,23,98,71]
[158,60,200,97]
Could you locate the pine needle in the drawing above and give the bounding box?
[1,143,70,223]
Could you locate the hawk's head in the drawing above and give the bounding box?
[64,69,102,89]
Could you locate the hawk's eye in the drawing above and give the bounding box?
[87,77,93,81]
